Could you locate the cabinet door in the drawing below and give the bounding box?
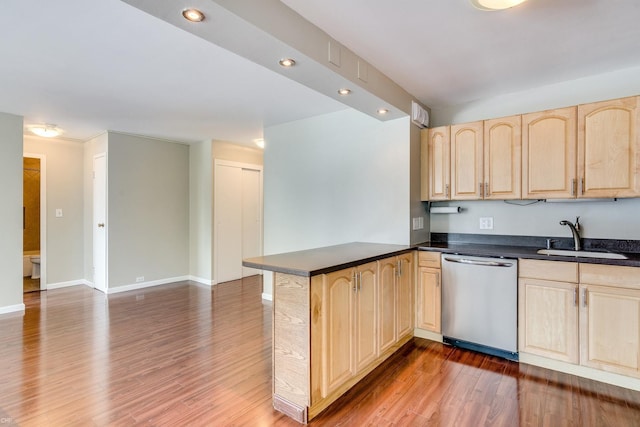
[420,129,430,201]
[322,268,355,397]
[396,253,414,339]
[378,257,397,355]
[354,262,377,373]
[518,278,579,363]
[416,267,441,333]
[428,126,451,200]
[451,121,483,200]
[484,115,521,200]
[579,284,640,377]
[522,107,577,199]
[578,96,640,198]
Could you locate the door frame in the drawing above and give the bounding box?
[213,159,263,285]
[23,153,47,290]
[93,153,108,293]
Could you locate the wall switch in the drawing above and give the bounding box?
[479,217,494,230]
[412,217,424,230]
[136,276,144,283]
[55,209,63,218]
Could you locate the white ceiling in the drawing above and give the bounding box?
[2,0,640,144]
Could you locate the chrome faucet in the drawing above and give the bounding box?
[559,217,581,251]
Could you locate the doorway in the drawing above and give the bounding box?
[23,154,46,292]
[214,160,263,284]
[93,154,107,293]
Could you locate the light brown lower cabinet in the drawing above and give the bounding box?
[416,251,441,332]
[519,259,640,379]
[273,252,414,423]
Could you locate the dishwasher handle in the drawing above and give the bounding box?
[443,257,514,268]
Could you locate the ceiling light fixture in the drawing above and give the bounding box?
[254,138,265,149]
[377,108,389,115]
[278,58,296,68]
[182,8,205,22]
[470,0,528,10]
[338,88,351,96]
[27,123,63,138]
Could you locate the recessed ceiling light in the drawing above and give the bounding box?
[182,8,205,22]
[338,88,351,96]
[470,0,528,10]
[278,58,296,68]
[254,138,265,149]
[377,108,389,115]
[27,123,63,138]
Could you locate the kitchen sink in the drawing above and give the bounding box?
[536,249,628,260]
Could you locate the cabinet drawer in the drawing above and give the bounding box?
[519,259,578,283]
[580,263,640,289]
[419,251,441,268]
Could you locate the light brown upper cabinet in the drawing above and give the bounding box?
[450,121,483,200]
[484,115,522,200]
[522,107,577,199]
[578,96,640,198]
[428,126,451,200]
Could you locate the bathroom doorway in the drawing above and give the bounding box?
[23,154,46,292]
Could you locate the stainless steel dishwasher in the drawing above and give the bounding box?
[441,253,518,360]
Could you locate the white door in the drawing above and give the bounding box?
[93,154,107,293]
[215,164,243,283]
[214,161,263,284]
[242,168,262,277]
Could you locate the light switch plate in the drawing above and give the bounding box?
[55,209,63,218]
[479,217,494,230]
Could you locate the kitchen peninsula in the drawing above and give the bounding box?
[243,242,414,423]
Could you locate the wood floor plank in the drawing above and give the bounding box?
[1,277,640,426]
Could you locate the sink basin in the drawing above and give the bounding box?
[537,249,628,260]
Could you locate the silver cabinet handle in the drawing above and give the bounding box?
[485,182,489,197]
[358,272,362,291]
[352,272,357,292]
[574,287,578,307]
[583,288,588,307]
[445,184,450,199]
[479,183,484,198]
[571,179,576,196]
[580,178,585,195]
[443,257,513,268]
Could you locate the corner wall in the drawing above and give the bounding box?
[263,109,411,296]
[24,136,84,286]
[0,112,24,313]
[107,132,189,288]
[189,140,213,283]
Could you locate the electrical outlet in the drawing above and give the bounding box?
[479,217,494,230]
[136,276,144,283]
[412,217,424,230]
[55,209,63,218]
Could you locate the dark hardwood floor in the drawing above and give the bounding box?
[1,277,639,426]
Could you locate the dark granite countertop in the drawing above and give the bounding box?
[416,233,640,268]
[243,242,413,277]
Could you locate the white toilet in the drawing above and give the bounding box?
[30,255,41,279]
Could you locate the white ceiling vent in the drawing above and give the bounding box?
[411,101,429,128]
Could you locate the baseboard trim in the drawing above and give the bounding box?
[47,279,91,290]
[107,276,190,294]
[261,292,273,301]
[413,328,443,343]
[519,352,640,391]
[188,276,215,286]
[0,303,26,315]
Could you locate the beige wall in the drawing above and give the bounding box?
[24,136,84,285]
[107,132,189,288]
[0,112,24,312]
[189,140,213,282]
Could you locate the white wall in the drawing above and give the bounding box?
[263,109,410,295]
[24,136,84,286]
[429,66,640,240]
[0,112,24,313]
[107,132,189,288]
[189,140,213,283]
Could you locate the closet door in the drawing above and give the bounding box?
[242,168,262,277]
[215,161,263,283]
[215,164,243,283]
